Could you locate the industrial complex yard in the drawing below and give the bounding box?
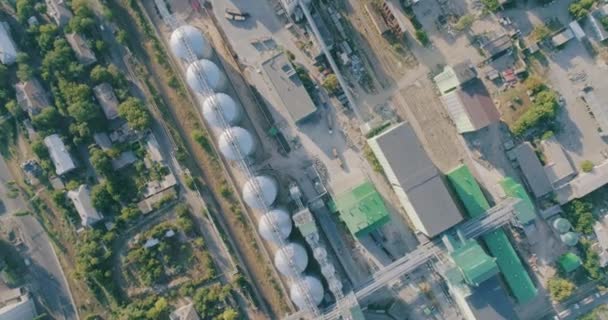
[3,0,608,319]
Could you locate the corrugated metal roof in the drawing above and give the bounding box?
[67,184,103,226]
[555,160,608,204]
[446,165,537,303]
[513,142,553,198]
[447,165,490,219]
[0,22,17,65]
[433,63,476,95]
[482,229,537,304]
[451,239,499,287]
[44,134,77,176]
[558,252,582,273]
[541,137,576,186]
[334,181,390,237]
[439,79,500,133]
[499,178,536,225]
[368,122,462,237]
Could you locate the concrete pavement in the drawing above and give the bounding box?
[0,155,78,320]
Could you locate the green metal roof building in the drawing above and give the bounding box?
[558,252,582,273]
[450,238,499,287]
[499,178,537,224]
[447,165,538,304]
[333,181,390,237]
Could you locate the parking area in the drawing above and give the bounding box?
[545,40,608,166]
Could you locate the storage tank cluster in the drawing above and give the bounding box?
[553,217,579,247]
[168,25,324,309]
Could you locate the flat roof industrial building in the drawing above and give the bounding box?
[368,122,462,237]
[331,181,390,238]
[447,165,537,304]
[261,52,317,124]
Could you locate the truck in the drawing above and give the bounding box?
[225,8,249,21]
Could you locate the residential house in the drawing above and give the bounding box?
[93,83,119,120]
[0,21,17,65]
[43,134,77,176]
[45,0,73,26]
[67,184,103,226]
[66,33,96,65]
[15,79,51,117]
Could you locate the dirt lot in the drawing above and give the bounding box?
[393,78,466,173]
[496,84,534,126]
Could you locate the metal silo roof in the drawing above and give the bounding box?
[202,93,241,127]
[218,127,255,161]
[169,25,212,60]
[290,275,324,309]
[242,175,278,209]
[258,208,292,243]
[186,59,226,93]
[274,242,308,276]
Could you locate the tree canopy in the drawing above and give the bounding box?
[118,98,151,131]
[548,277,575,302]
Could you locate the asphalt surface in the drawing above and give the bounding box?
[0,155,77,320]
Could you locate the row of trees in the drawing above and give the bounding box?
[511,89,559,137]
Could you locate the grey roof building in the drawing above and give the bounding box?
[581,89,608,137]
[169,303,200,320]
[465,276,518,320]
[368,122,463,237]
[261,52,317,125]
[440,79,500,133]
[0,288,37,320]
[45,0,73,26]
[434,62,476,95]
[15,79,51,117]
[93,83,119,120]
[555,160,608,204]
[67,184,103,226]
[65,33,96,65]
[43,134,77,176]
[540,137,576,187]
[45,0,73,27]
[513,142,552,198]
[0,22,17,65]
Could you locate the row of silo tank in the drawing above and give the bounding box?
[169,25,324,310]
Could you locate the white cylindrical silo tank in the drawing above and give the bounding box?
[561,232,579,247]
[169,25,213,61]
[258,208,292,243]
[553,218,572,234]
[202,93,242,127]
[218,127,255,161]
[290,276,324,309]
[242,175,278,209]
[274,243,308,276]
[186,59,226,93]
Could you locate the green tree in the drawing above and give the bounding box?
[91,182,116,213]
[31,139,49,159]
[322,74,340,94]
[17,64,34,82]
[119,206,141,224]
[36,24,59,53]
[118,98,151,131]
[454,14,474,31]
[217,308,239,320]
[116,29,128,45]
[5,100,23,118]
[90,65,113,84]
[89,147,112,176]
[415,29,429,46]
[32,107,62,131]
[548,277,575,301]
[68,7,96,34]
[530,24,551,42]
[481,0,500,12]
[581,160,594,173]
[145,297,168,319]
[564,200,595,234]
[16,0,36,22]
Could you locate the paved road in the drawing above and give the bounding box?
[0,155,77,320]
